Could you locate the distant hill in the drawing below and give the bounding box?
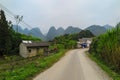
[46,26,82,40]
[57,27,65,36]
[12,25,45,40]
[23,28,29,34]
[12,25,25,34]
[103,24,113,30]
[29,28,45,40]
[65,26,81,34]
[46,26,58,41]
[85,25,107,36]
[12,24,113,41]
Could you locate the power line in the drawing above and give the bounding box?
[0,2,42,37]
[0,3,24,32]
[0,3,15,17]
[0,3,31,28]
[0,3,44,40]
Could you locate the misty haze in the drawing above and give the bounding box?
[0,0,120,80]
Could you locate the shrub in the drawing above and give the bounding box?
[89,23,120,73]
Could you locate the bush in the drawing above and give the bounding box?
[89,23,120,73]
[0,49,67,80]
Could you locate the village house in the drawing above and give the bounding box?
[19,41,50,58]
[77,38,92,48]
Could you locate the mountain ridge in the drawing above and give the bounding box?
[12,24,113,41]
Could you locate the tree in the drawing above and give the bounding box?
[78,30,94,39]
[0,10,12,55]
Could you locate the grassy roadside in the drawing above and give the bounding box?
[0,49,67,80]
[87,52,120,80]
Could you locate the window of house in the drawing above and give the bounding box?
[28,49,31,53]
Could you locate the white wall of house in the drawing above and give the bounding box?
[19,43,45,58]
[77,38,92,48]
[28,48,37,57]
[77,42,81,48]
[86,40,92,47]
[20,43,38,58]
[19,43,28,58]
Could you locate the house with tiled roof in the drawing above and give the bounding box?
[19,41,49,58]
[77,38,92,48]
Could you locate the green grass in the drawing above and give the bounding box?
[0,49,67,80]
[88,52,120,80]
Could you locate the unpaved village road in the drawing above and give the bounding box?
[34,49,112,80]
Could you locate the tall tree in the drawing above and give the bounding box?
[0,10,12,55]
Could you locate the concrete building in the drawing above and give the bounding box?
[77,38,92,48]
[19,41,49,58]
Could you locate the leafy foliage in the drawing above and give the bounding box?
[0,10,12,55]
[51,30,94,49]
[88,53,120,80]
[53,34,77,49]
[20,34,41,41]
[89,23,120,73]
[73,30,94,40]
[0,10,41,56]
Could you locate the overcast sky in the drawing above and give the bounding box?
[0,0,120,33]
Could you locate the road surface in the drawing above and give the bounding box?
[34,49,112,80]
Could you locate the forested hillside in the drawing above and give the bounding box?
[73,30,95,40]
[85,25,107,36]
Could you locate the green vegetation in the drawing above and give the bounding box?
[0,49,67,80]
[76,30,95,39]
[88,53,120,80]
[0,10,67,80]
[89,23,120,79]
[53,34,77,49]
[0,9,95,80]
[52,30,94,49]
[0,10,13,55]
[20,34,41,41]
[0,10,41,56]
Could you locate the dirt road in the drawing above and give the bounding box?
[34,49,112,80]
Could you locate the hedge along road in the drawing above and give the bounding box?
[33,49,112,80]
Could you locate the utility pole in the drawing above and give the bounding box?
[14,15,23,32]
[0,10,1,20]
